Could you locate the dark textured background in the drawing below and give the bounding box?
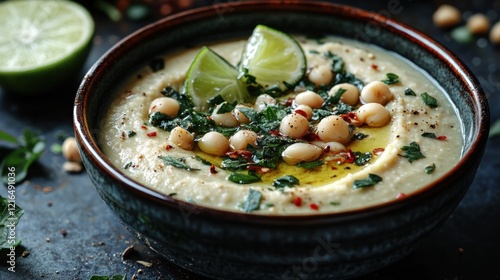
[0,0,499,279]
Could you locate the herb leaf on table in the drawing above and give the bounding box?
[0,196,24,249]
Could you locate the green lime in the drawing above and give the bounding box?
[239,25,306,93]
[0,0,94,95]
[184,46,250,111]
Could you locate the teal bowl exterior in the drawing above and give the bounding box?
[74,1,489,279]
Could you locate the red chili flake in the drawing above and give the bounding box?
[341,112,358,123]
[209,165,218,174]
[395,193,406,199]
[323,145,331,153]
[270,130,280,136]
[371,64,378,70]
[151,105,157,110]
[247,165,270,174]
[165,144,173,151]
[310,203,319,210]
[373,148,385,155]
[295,109,308,118]
[141,125,147,130]
[293,197,302,207]
[282,97,294,106]
[437,135,447,141]
[303,132,320,142]
[227,150,253,159]
[331,166,337,170]
[147,131,157,137]
[342,149,355,163]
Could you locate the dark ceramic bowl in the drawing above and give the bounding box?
[74,1,489,279]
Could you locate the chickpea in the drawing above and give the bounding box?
[149,97,180,118]
[356,103,391,128]
[280,113,310,139]
[62,137,82,163]
[316,115,351,144]
[294,104,313,120]
[360,81,393,105]
[308,65,334,86]
[467,13,490,35]
[433,4,461,28]
[198,131,229,156]
[312,141,347,154]
[233,105,251,124]
[490,21,500,45]
[169,126,194,150]
[229,130,258,151]
[294,90,324,109]
[282,143,323,165]
[254,94,276,112]
[329,83,360,106]
[211,103,238,127]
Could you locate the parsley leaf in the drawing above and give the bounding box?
[421,132,437,139]
[89,275,127,280]
[404,88,416,96]
[324,51,345,73]
[158,156,199,171]
[421,92,438,108]
[273,175,299,190]
[296,160,323,169]
[352,174,382,189]
[425,163,436,174]
[399,141,426,163]
[227,172,261,184]
[242,189,262,212]
[0,196,24,249]
[381,73,399,85]
[354,151,372,166]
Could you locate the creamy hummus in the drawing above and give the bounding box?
[99,36,462,214]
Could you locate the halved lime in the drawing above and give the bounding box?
[0,0,94,95]
[184,46,250,111]
[239,25,306,93]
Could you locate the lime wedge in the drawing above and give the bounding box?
[0,0,94,95]
[239,25,306,93]
[184,46,250,111]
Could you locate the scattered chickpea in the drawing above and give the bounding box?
[357,103,392,128]
[433,4,461,28]
[316,116,351,144]
[282,143,323,165]
[211,103,239,127]
[294,104,313,120]
[62,137,82,163]
[294,90,324,109]
[198,131,229,156]
[280,113,310,139]
[229,130,257,151]
[169,126,194,150]
[254,94,276,112]
[490,21,500,45]
[467,13,490,35]
[311,141,347,154]
[308,64,334,86]
[329,83,360,106]
[360,81,393,105]
[149,97,180,118]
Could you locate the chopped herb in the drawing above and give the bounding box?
[168,193,177,197]
[425,163,436,174]
[421,132,437,139]
[123,162,132,169]
[399,141,426,163]
[296,160,323,169]
[158,156,199,171]
[242,189,262,212]
[354,151,372,166]
[89,275,127,280]
[421,92,438,108]
[194,156,213,166]
[127,131,136,138]
[324,51,345,73]
[381,73,399,85]
[308,50,320,55]
[272,175,299,190]
[405,88,416,96]
[228,172,261,184]
[330,201,341,206]
[352,173,382,189]
[207,94,226,109]
[0,196,24,249]
[149,58,164,72]
[334,72,364,91]
[50,143,63,154]
[353,132,369,140]
[215,101,236,114]
[0,129,45,184]
[322,88,346,108]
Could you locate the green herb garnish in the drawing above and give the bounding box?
[425,163,436,174]
[352,173,382,189]
[405,88,416,96]
[296,160,323,169]
[228,172,261,184]
[353,132,369,140]
[149,57,164,72]
[330,201,341,206]
[272,175,299,190]
[354,151,372,166]
[382,73,399,85]
[89,275,127,280]
[399,141,426,163]
[421,92,438,108]
[127,131,136,138]
[0,196,24,249]
[421,132,437,139]
[159,156,199,171]
[242,189,262,212]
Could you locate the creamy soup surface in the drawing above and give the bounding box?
[99,35,463,214]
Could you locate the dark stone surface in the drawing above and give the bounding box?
[0,1,499,279]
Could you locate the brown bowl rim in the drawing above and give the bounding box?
[74,0,489,225]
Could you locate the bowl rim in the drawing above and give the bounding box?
[74,0,489,225]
